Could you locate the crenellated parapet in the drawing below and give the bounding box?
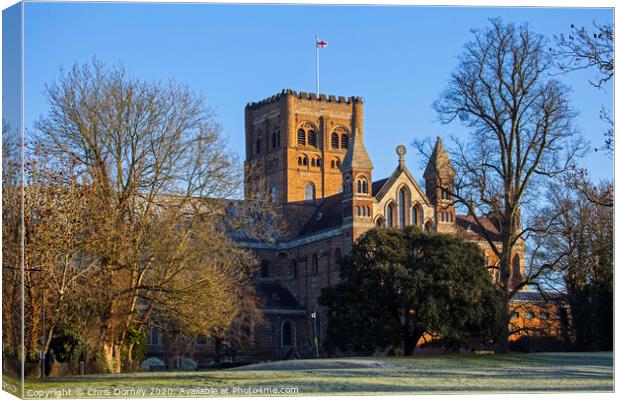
[246,89,363,110]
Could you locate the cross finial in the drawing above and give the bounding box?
[396,145,406,167]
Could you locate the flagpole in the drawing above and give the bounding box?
[315,34,320,96]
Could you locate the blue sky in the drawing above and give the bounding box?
[20,2,613,184]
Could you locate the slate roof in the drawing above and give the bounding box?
[512,291,568,303]
[455,215,502,242]
[255,282,302,309]
[298,193,343,236]
[371,178,389,196]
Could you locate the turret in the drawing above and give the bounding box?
[341,128,374,250]
[423,137,456,233]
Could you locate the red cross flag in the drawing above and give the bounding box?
[316,39,328,48]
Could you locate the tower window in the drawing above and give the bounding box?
[344,175,352,193]
[331,132,339,149]
[311,158,316,167]
[357,178,368,194]
[336,159,340,168]
[341,134,349,149]
[308,130,317,147]
[298,157,303,166]
[304,182,315,201]
[297,129,306,145]
[255,137,261,155]
[331,160,335,168]
[316,157,321,167]
[357,180,362,193]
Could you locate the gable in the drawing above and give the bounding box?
[374,165,430,206]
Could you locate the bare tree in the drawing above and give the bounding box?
[34,60,269,372]
[430,19,584,352]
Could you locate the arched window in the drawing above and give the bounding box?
[305,182,315,201]
[412,204,419,226]
[312,254,319,274]
[298,157,303,166]
[344,175,352,193]
[336,159,340,168]
[367,206,371,217]
[308,130,317,147]
[311,158,316,167]
[316,157,321,167]
[260,260,269,278]
[331,160,335,168]
[376,216,385,227]
[424,221,433,232]
[357,180,362,193]
[271,131,277,149]
[398,187,409,228]
[331,132,339,149]
[291,260,298,279]
[362,180,368,194]
[341,134,349,149]
[297,129,306,145]
[356,206,361,216]
[255,137,261,155]
[281,320,294,347]
[387,204,395,227]
[303,156,308,166]
[270,185,277,203]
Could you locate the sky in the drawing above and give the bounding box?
[17,2,614,185]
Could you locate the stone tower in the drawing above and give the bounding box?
[423,137,456,233]
[341,128,374,251]
[244,89,363,205]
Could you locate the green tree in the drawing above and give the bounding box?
[320,227,503,355]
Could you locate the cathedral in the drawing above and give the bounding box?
[143,89,569,368]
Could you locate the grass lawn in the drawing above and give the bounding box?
[6,352,613,397]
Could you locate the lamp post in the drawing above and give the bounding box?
[310,311,319,359]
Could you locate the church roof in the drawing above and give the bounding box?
[455,215,501,242]
[298,193,343,236]
[423,136,455,180]
[255,282,302,309]
[340,130,373,172]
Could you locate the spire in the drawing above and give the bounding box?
[423,136,454,180]
[340,128,373,172]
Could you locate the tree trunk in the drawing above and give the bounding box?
[101,342,123,373]
[403,330,424,356]
[495,295,511,354]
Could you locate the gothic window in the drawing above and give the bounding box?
[270,185,277,203]
[281,320,294,347]
[412,204,422,226]
[311,158,316,167]
[291,260,298,279]
[424,221,433,232]
[260,260,269,278]
[255,137,261,155]
[336,159,340,168]
[297,129,306,145]
[308,130,317,147]
[331,132,339,149]
[341,133,349,149]
[316,157,321,167]
[398,187,410,228]
[362,180,368,194]
[271,131,277,149]
[312,254,319,274]
[387,204,395,227]
[303,156,308,166]
[305,182,315,201]
[376,216,385,227]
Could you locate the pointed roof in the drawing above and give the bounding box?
[423,136,455,180]
[340,129,373,172]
